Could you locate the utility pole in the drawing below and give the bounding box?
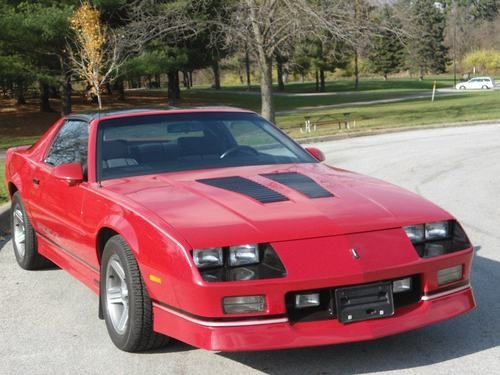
[453,6,457,87]
[354,0,360,90]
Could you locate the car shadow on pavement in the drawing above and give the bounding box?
[218,247,499,374]
[0,236,60,270]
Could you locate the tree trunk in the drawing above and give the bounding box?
[167,71,176,106]
[60,53,72,115]
[105,82,112,95]
[276,55,285,92]
[16,82,26,105]
[319,69,326,92]
[315,70,319,92]
[50,86,59,98]
[39,81,52,112]
[175,70,181,99]
[354,50,359,90]
[238,62,244,85]
[189,71,193,88]
[245,50,251,90]
[383,73,388,81]
[116,79,125,100]
[97,92,103,110]
[212,60,221,90]
[61,76,72,115]
[259,56,274,123]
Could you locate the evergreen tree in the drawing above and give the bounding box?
[0,1,74,112]
[407,0,449,79]
[368,6,404,80]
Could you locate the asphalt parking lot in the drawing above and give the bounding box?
[1,124,499,375]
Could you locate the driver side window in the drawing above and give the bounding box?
[45,120,89,167]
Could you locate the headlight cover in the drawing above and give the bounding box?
[229,244,260,266]
[192,248,223,269]
[425,221,450,240]
[191,243,286,282]
[403,224,425,243]
[403,220,471,258]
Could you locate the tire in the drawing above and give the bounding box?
[482,85,489,89]
[100,235,170,352]
[11,192,50,270]
[459,86,466,90]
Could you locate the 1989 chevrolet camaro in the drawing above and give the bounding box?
[4,108,475,352]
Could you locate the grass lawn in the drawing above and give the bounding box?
[197,75,477,93]
[0,135,41,150]
[0,163,8,204]
[181,88,433,112]
[276,76,455,93]
[276,90,500,139]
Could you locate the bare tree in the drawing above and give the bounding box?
[68,2,127,109]
[69,1,197,109]
[216,0,363,122]
[124,0,198,46]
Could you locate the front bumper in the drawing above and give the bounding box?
[152,285,475,351]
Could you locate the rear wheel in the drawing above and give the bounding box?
[101,235,170,352]
[482,85,489,89]
[11,192,50,270]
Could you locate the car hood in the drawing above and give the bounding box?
[102,163,452,248]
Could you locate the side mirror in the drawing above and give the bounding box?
[305,147,325,162]
[52,162,84,186]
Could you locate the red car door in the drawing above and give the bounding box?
[30,119,96,268]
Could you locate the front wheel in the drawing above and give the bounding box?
[459,86,466,90]
[101,235,170,352]
[11,192,50,270]
[482,85,489,89]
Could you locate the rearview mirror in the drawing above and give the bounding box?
[305,147,325,162]
[52,162,84,186]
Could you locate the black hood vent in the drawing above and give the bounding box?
[261,172,333,199]
[197,176,289,203]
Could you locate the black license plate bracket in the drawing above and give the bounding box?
[335,282,394,324]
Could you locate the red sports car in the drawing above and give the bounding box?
[4,108,475,352]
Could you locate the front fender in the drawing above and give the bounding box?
[93,208,191,310]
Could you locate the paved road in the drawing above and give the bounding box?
[1,124,500,375]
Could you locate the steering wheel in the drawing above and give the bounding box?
[220,145,259,159]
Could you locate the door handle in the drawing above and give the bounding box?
[32,178,40,185]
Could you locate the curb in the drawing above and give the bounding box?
[295,119,500,144]
[0,202,10,235]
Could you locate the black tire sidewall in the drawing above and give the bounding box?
[100,236,144,351]
[11,193,38,269]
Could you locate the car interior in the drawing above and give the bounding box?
[98,118,311,180]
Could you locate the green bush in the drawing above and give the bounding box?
[462,49,500,73]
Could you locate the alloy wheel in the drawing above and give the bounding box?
[105,254,129,335]
[13,205,26,258]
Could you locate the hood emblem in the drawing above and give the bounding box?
[351,248,360,260]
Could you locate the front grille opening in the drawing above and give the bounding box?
[286,275,422,323]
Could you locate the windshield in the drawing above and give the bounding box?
[97,112,316,180]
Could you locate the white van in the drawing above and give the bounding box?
[456,77,495,90]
